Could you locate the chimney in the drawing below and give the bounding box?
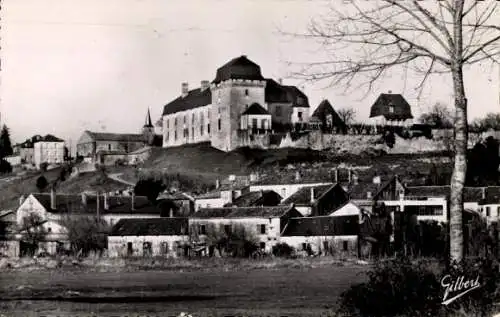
[482,187,486,200]
[50,187,56,210]
[367,191,372,199]
[310,187,315,204]
[181,82,189,98]
[169,207,174,218]
[216,179,220,189]
[278,78,283,85]
[388,90,393,94]
[334,168,339,183]
[19,195,26,207]
[201,80,210,91]
[81,193,87,206]
[131,192,136,211]
[104,192,109,210]
[295,171,301,181]
[348,169,352,183]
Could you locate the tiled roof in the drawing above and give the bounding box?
[311,100,346,127]
[85,131,147,143]
[40,134,64,142]
[281,184,335,206]
[369,93,413,120]
[225,190,282,207]
[264,79,310,108]
[193,205,296,218]
[404,186,485,202]
[31,193,159,215]
[110,218,189,236]
[162,87,212,116]
[212,55,265,84]
[281,215,359,236]
[242,103,270,115]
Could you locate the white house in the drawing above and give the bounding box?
[33,134,65,169]
[189,205,303,253]
[108,218,190,257]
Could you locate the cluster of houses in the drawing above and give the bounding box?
[6,134,67,169]
[1,167,499,259]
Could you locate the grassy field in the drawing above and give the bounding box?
[0,265,367,317]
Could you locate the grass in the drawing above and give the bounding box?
[0,259,367,317]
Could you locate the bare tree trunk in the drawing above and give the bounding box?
[449,64,467,263]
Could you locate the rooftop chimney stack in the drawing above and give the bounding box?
[310,187,315,204]
[181,82,189,98]
[169,207,174,218]
[278,78,283,85]
[482,187,486,200]
[19,195,26,207]
[216,179,220,189]
[348,169,352,183]
[50,188,56,210]
[201,80,210,91]
[104,192,109,210]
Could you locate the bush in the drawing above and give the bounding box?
[0,159,12,174]
[338,257,500,317]
[39,162,48,172]
[272,243,294,257]
[35,175,49,192]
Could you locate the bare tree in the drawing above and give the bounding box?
[19,212,47,256]
[471,112,500,132]
[420,103,454,128]
[337,107,357,125]
[285,1,500,262]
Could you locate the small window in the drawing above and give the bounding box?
[166,120,169,129]
[281,188,286,197]
[275,106,282,116]
[343,241,348,251]
[259,224,266,234]
[48,227,52,233]
[174,118,177,126]
[497,207,500,217]
[160,242,169,255]
[302,242,307,251]
[218,119,222,131]
[174,131,177,140]
[207,123,211,134]
[245,89,249,96]
[224,224,232,235]
[108,144,111,150]
[191,127,194,138]
[200,124,204,136]
[192,113,195,124]
[259,242,266,250]
[389,106,395,113]
[298,112,303,120]
[184,115,187,124]
[486,207,491,217]
[199,225,206,235]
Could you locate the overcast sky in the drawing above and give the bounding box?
[1,0,499,147]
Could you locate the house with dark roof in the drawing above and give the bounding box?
[280,215,360,255]
[281,184,350,217]
[108,218,190,257]
[224,190,282,208]
[31,134,66,169]
[76,109,161,163]
[309,99,346,133]
[369,92,414,126]
[161,55,310,152]
[189,205,302,252]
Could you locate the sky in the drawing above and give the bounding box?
[1,0,499,150]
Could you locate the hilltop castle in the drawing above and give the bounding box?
[161,55,311,152]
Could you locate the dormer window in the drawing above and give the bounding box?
[389,106,395,113]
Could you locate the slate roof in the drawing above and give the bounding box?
[84,131,147,143]
[369,93,413,120]
[281,184,336,206]
[281,215,359,236]
[162,87,212,116]
[265,79,310,108]
[212,55,265,84]
[39,134,65,142]
[192,205,296,218]
[311,100,346,127]
[110,218,189,236]
[31,193,159,215]
[224,190,282,207]
[242,103,270,115]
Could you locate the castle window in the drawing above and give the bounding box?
[174,131,177,140]
[261,119,267,130]
[108,144,111,150]
[218,119,222,131]
[192,113,195,124]
[298,112,303,120]
[486,207,491,217]
[174,118,177,126]
[245,89,249,96]
[208,123,211,134]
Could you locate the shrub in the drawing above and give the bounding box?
[0,159,12,174]
[272,243,294,257]
[35,175,49,192]
[338,257,500,317]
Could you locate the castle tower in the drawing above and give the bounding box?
[209,55,267,151]
[142,108,155,145]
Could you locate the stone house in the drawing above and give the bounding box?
[309,99,346,133]
[281,183,350,216]
[280,215,360,256]
[161,55,310,152]
[194,184,250,211]
[33,134,66,169]
[369,92,414,127]
[477,187,500,225]
[108,218,190,257]
[189,205,303,253]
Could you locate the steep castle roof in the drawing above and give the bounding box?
[369,93,413,120]
[212,55,265,84]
